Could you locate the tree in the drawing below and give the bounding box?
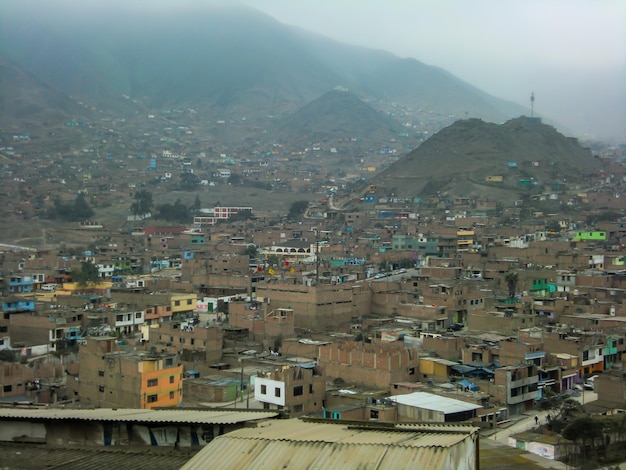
[130,190,153,217]
[505,271,519,299]
[0,349,18,362]
[242,244,258,259]
[192,194,201,214]
[228,173,242,185]
[156,199,191,223]
[71,261,100,287]
[49,194,94,222]
[287,200,309,221]
[73,194,95,220]
[562,417,603,459]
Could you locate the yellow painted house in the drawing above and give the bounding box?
[170,293,198,316]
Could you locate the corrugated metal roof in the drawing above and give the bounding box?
[390,392,482,413]
[181,419,478,470]
[229,420,472,447]
[0,442,196,470]
[182,439,458,470]
[0,408,278,424]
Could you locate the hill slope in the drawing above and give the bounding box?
[369,117,603,200]
[266,89,407,145]
[0,57,93,131]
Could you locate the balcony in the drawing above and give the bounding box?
[510,375,539,388]
[508,390,539,405]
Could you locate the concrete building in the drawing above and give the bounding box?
[73,338,183,409]
[154,321,223,363]
[254,364,325,417]
[492,364,539,416]
[318,340,420,389]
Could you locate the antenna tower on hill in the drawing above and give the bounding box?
[530,92,535,118]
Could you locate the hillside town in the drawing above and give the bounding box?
[2,141,626,466]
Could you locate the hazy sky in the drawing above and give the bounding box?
[242,0,625,139]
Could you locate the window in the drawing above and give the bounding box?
[260,385,267,395]
[408,367,415,375]
[135,312,142,319]
[274,387,281,398]
[187,299,193,305]
[3,385,12,393]
[370,410,379,419]
[147,378,158,387]
[99,386,105,393]
[98,370,105,377]
[147,394,158,403]
[170,375,175,384]
[169,391,175,399]
[174,300,180,307]
[293,386,303,396]
[309,384,313,394]
[165,358,173,366]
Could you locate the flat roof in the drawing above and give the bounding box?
[390,392,482,414]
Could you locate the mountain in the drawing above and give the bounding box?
[265,89,407,145]
[0,57,93,131]
[368,117,604,201]
[0,2,527,129]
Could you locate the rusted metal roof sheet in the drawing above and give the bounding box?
[0,442,196,470]
[0,408,278,424]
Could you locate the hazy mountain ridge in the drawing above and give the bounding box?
[265,89,408,145]
[0,56,93,130]
[0,2,528,125]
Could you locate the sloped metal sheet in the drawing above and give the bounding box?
[181,420,477,470]
[182,439,465,470]
[0,408,277,424]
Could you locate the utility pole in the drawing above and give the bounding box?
[315,227,320,286]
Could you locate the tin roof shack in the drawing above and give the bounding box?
[181,419,481,470]
[389,391,482,423]
[254,364,324,418]
[74,337,182,409]
[0,407,278,449]
[419,357,458,380]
